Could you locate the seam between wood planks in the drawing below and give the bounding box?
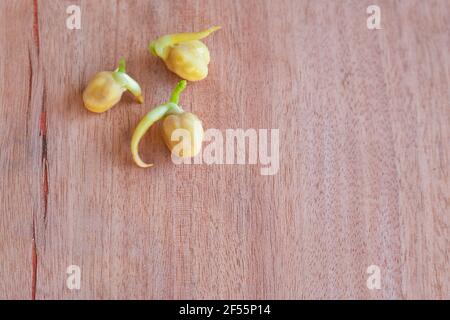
[31,0,48,301]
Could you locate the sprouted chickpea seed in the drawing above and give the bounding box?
[83,59,143,113]
[149,26,221,81]
[131,80,204,168]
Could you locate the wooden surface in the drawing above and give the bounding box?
[0,0,449,300]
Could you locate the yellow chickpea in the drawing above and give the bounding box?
[131,80,204,167]
[83,59,143,113]
[149,26,220,81]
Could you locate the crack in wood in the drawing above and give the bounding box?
[27,49,33,137]
[32,0,40,54]
[28,47,38,300]
[31,225,37,300]
[40,82,48,223]
[34,77,48,301]
[41,124,48,222]
[31,0,44,300]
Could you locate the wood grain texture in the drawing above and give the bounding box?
[0,0,448,299]
[0,0,42,299]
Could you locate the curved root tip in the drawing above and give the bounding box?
[133,155,154,168]
[132,147,153,168]
[136,95,144,104]
[138,162,154,168]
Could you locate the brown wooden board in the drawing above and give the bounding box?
[0,0,448,299]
